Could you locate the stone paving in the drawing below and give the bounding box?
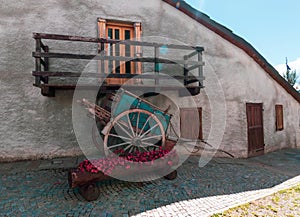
[0,148,300,216]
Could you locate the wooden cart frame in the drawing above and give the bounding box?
[69,89,178,201]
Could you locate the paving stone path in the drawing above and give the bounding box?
[0,149,299,216]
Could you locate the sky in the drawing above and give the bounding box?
[185,0,300,78]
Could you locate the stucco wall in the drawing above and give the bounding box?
[0,0,299,161]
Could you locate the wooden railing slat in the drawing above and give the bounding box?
[32,52,205,65]
[32,71,204,80]
[33,33,204,51]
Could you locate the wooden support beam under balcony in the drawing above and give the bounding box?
[35,83,203,97]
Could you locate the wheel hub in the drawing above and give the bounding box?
[132,137,143,147]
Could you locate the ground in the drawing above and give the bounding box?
[0,149,300,216]
[212,184,300,217]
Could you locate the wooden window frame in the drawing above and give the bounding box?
[106,23,135,75]
[275,104,284,131]
[97,19,142,77]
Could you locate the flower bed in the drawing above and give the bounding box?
[78,147,177,175]
[69,146,179,188]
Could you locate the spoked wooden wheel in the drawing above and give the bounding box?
[103,109,166,156]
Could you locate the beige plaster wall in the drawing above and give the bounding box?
[0,0,298,161]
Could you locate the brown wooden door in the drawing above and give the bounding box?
[180,107,203,140]
[246,103,264,157]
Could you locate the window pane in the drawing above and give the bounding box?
[125,30,131,40]
[107,29,113,73]
[125,30,131,73]
[115,29,120,40]
[108,28,113,39]
[105,24,135,75]
[115,43,120,74]
[125,62,131,74]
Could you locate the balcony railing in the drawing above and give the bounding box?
[32,33,205,97]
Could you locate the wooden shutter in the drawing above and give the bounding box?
[180,107,202,140]
[134,23,142,74]
[98,19,106,38]
[275,105,284,131]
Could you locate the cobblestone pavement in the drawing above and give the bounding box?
[0,149,300,217]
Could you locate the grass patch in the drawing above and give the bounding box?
[266,205,278,213]
[211,214,222,217]
[210,184,300,217]
[271,195,280,203]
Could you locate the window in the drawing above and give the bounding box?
[98,19,142,84]
[275,105,284,131]
[106,22,134,74]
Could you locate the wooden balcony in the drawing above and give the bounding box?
[32,33,205,97]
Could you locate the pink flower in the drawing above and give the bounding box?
[77,147,177,173]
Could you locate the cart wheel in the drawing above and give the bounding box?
[104,109,166,156]
[79,183,100,201]
[164,170,177,180]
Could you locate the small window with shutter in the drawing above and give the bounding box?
[275,105,284,131]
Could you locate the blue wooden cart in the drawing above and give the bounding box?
[82,88,173,156]
[70,91,177,201]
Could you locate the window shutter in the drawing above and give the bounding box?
[98,19,106,38]
[97,19,106,75]
[134,22,142,74]
[180,107,203,140]
[275,105,284,131]
[134,22,142,40]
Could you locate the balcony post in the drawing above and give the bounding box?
[198,51,203,87]
[43,45,49,84]
[154,46,159,85]
[183,55,188,86]
[35,38,42,86]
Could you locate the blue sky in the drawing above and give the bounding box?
[185,0,300,69]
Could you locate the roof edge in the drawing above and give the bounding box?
[162,0,300,103]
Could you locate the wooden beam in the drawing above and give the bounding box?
[32,52,204,65]
[32,71,203,80]
[184,55,188,85]
[187,63,204,71]
[198,51,204,87]
[41,85,55,97]
[185,50,198,59]
[32,32,204,51]
[36,84,201,96]
[34,38,42,86]
[185,78,205,85]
